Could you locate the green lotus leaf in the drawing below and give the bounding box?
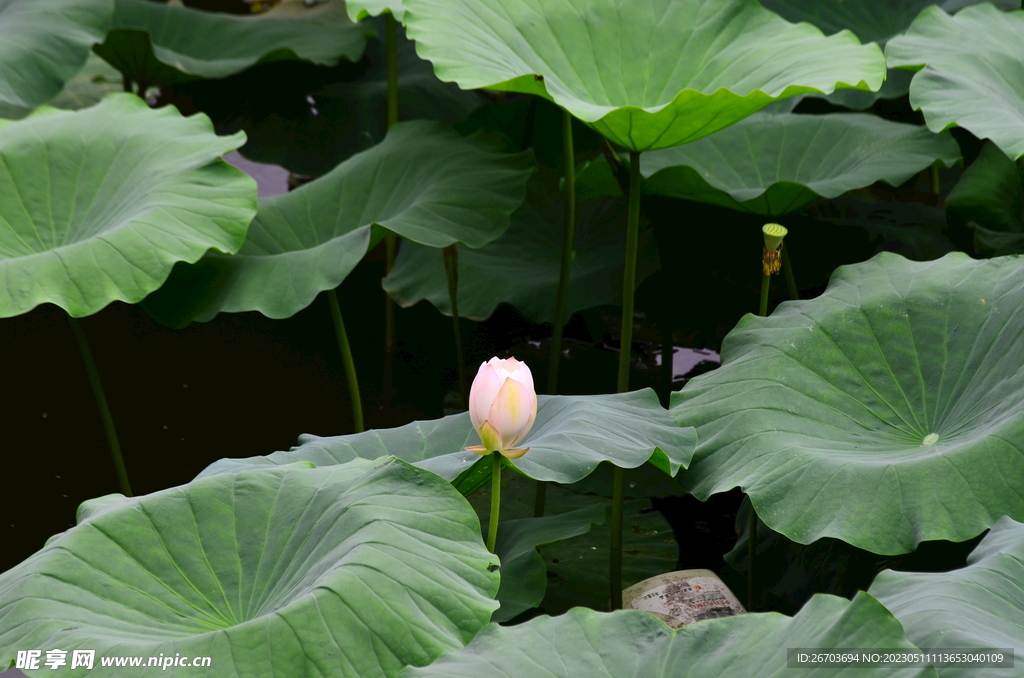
[142,120,531,327]
[671,252,1024,555]
[385,192,656,322]
[0,0,113,108]
[0,94,255,319]
[347,0,405,22]
[0,53,129,121]
[488,505,606,622]
[641,112,961,216]
[870,516,1024,676]
[399,594,934,678]
[198,390,696,489]
[403,0,885,152]
[0,458,500,678]
[947,141,1024,256]
[233,19,485,176]
[886,3,1024,160]
[93,0,372,86]
[759,0,1019,44]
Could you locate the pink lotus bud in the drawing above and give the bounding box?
[465,357,538,459]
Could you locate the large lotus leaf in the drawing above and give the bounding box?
[0,458,500,678]
[142,120,531,327]
[671,252,1024,555]
[870,517,1024,677]
[641,112,961,216]
[886,3,1024,160]
[0,0,113,108]
[346,0,405,22]
[489,505,606,622]
[947,141,1024,256]
[399,595,934,678]
[403,0,885,152]
[93,0,372,86]
[385,193,656,322]
[468,467,676,616]
[759,0,1019,44]
[233,19,485,176]
[198,390,696,489]
[0,53,128,121]
[0,94,255,319]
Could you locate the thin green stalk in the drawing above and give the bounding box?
[782,247,798,301]
[610,150,642,611]
[533,480,547,518]
[547,108,576,395]
[759,273,771,317]
[610,465,625,610]
[385,13,399,129]
[535,109,578,519]
[617,152,641,394]
[443,244,467,409]
[487,452,502,553]
[930,166,941,196]
[68,315,132,497]
[381,12,400,410]
[327,289,364,433]
[747,503,757,611]
[661,309,673,406]
[748,270,774,610]
[383,235,397,407]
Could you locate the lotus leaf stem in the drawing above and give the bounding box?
[749,257,777,610]
[535,108,578,518]
[930,166,940,196]
[759,274,771,317]
[382,13,400,411]
[609,150,642,610]
[443,244,468,409]
[547,108,576,396]
[782,248,799,301]
[610,465,625,610]
[747,501,758,611]
[487,452,502,553]
[533,479,547,518]
[616,152,641,395]
[328,289,365,433]
[383,235,397,408]
[385,13,398,129]
[67,315,132,497]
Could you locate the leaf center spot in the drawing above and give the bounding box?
[921,432,940,447]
